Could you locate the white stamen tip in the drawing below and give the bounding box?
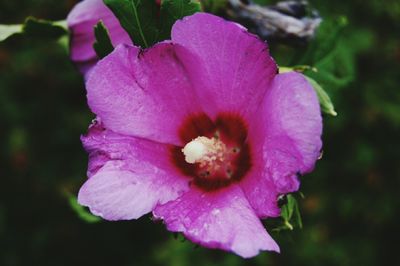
[182,138,207,164]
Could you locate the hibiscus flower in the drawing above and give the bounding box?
[78,12,322,258]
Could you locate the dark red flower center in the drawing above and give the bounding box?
[171,113,252,191]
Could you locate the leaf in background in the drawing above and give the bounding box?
[305,76,337,116]
[296,16,372,91]
[159,0,202,41]
[23,17,67,39]
[67,192,101,223]
[93,21,114,59]
[300,16,348,65]
[104,0,159,48]
[0,24,23,42]
[201,0,227,13]
[0,18,66,42]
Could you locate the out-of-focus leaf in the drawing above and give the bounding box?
[201,0,227,13]
[0,24,23,42]
[302,26,372,95]
[23,17,67,39]
[159,0,201,40]
[93,21,114,59]
[104,0,159,48]
[0,18,66,42]
[300,16,348,64]
[253,0,273,4]
[67,192,101,223]
[295,16,372,91]
[305,76,337,116]
[57,35,69,53]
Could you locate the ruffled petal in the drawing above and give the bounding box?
[249,72,322,194]
[153,185,279,258]
[78,122,189,220]
[86,43,203,145]
[67,0,131,73]
[171,13,277,120]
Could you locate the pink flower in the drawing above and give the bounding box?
[67,0,131,75]
[78,13,323,258]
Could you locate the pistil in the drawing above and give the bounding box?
[182,136,226,165]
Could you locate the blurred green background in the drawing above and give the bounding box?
[1,0,399,265]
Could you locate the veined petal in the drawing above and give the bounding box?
[171,13,277,120]
[86,43,203,145]
[239,167,281,218]
[153,185,279,258]
[249,72,322,194]
[78,123,189,220]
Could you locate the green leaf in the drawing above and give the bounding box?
[0,17,67,43]
[280,194,303,230]
[0,24,23,42]
[93,21,114,59]
[305,76,338,116]
[104,0,159,48]
[159,0,201,41]
[296,16,368,91]
[201,0,227,13]
[23,17,67,39]
[67,192,101,223]
[300,16,348,65]
[281,194,296,222]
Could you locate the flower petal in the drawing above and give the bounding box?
[153,185,279,258]
[78,122,189,220]
[249,72,323,194]
[67,0,131,73]
[171,13,277,119]
[239,168,281,218]
[86,43,203,145]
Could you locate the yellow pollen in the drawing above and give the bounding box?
[182,136,226,164]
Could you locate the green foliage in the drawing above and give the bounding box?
[104,0,160,48]
[298,16,373,92]
[253,0,274,5]
[275,194,303,231]
[93,21,114,59]
[305,76,337,116]
[201,0,227,13]
[300,16,349,65]
[0,17,67,42]
[159,0,202,40]
[104,0,201,48]
[23,17,67,39]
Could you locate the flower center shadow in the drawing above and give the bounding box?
[171,113,252,191]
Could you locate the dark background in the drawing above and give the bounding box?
[1,0,399,265]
